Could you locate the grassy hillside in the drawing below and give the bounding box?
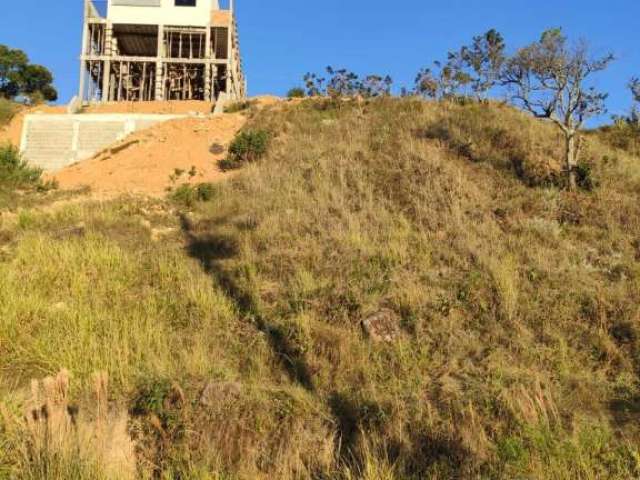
[1,98,640,479]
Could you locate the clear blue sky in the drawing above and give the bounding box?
[1,0,638,122]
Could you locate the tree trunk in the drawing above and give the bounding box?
[565,133,578,191]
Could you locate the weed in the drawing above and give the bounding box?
[219,129,270,170]
[170,182,219,206]
[0,143,42,187]
[287,87,306,99]
[224,100,254,114]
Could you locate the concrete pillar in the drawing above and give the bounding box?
[101,21,113,102]
[226,1,233,98]
[211,65,218,101]
[78,3,90,103]
[204,24,212,101]
[155,24,165,100]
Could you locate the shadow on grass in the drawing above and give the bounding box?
[179,213,315,391]
[329,391,471,478]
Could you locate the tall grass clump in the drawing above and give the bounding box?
[0,99,17,127]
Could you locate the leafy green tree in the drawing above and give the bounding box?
[502,29,614,190]
[0,44,57,103]
[0,45,27,98]
[20,65,57,102]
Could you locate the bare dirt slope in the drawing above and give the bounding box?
[49,113,246,196]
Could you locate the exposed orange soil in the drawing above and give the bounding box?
[49,113,246,197]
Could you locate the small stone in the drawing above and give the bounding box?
[361,309,401,343]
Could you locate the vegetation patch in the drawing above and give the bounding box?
[169,182,219,207]
[224,99,256,114]
[287,87,306,99]
[219,129,270,170]
[0,143,42,187]
[0,99,17,127]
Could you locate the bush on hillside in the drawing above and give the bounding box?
[170,182,219,207]
[287,87,305,99]
[0,143,42,187]
[219,129,270,170]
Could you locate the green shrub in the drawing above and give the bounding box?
[0,143,42,187]
[220,129,270,170]
[575,161,598,191]
[287,87,306,99]
[170,182,219,207]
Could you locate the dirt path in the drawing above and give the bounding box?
[48,113,247,197]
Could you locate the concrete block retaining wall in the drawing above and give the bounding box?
[20,114,186,172]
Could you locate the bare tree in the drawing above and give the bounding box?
[359,75,393,97]
[630,78,640,124]
[456,29,506,100]
[415,60,472,100]
[502,29,614,190]
[631,78,640,103]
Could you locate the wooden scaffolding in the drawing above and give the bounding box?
[78,0,246,103]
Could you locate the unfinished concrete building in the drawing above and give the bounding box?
[78,0,246,104]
